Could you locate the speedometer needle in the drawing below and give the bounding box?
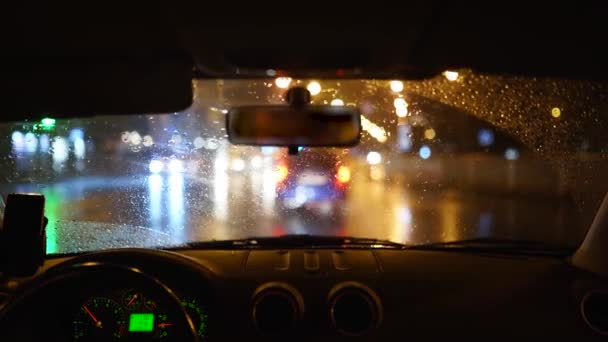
[83,305,103,328]
[127,294,138,306]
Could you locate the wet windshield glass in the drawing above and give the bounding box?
[1,72,606,254]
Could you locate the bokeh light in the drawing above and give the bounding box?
[504,148,520,160]
[168,159,183,173]
[193,137,205,149]
[366,151,382,165]
[331,99,344,106]
[250,156,263,169]
[390,80,404,92]
[142,135,154,147]
[419,145,432,159]
[477,128,495,147]
[393,98,408,108]
[551,107,561,118]
[443,71,459,81]
[231,158,246,172]
[336,166,351,183]
[275,77,292,89]
[307,81,322,95]
[396,106,408,117]
[149,160,163,173]
[273,165,289,182]
[130,131,142,145]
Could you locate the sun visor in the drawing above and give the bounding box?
[0,55,193,121]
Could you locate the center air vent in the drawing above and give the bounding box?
[251,283,304,335]
[582,291,608,336]
[329,282,382,336]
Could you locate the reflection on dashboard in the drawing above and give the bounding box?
[71,290,207,341]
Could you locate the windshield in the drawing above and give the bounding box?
[1,72,606,254]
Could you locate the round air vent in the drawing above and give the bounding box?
[251,282,304,335]
[581,291,608,336]
[329,282,382,336]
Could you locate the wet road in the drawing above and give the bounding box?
[1,161,582,254]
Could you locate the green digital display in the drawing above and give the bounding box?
[129,313,155,332]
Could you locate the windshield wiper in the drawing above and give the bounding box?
[176,236,574,256]
[403,237,576,256]
[178,234,406,250]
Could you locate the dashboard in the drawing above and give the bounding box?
[1,248,608,341]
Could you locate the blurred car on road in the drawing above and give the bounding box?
[274,149,350,211]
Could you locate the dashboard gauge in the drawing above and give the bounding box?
[154,312,173,339]
[181,297,209,339]
[144,298,158,311]
[73,297,127,341]
[123,290,143,310]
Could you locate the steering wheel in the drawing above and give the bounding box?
[0,250,200,342]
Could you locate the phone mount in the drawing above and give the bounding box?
[0,194,47,276]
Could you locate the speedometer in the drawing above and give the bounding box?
[72,297,127,341]
[181,297,209,339]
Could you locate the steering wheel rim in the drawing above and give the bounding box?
[0,260,199,342]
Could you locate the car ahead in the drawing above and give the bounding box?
[274,149,350,210]
[1,4,608,342]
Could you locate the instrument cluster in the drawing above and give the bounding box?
[71,289,208,341]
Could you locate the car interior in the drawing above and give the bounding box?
[0,2,607,341]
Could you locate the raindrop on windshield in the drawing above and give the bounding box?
[206,138,219,150]
[121,132,130,143]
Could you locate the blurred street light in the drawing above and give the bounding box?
[390,81,404,92]
[443,71,459,81]
[367,151,382,165]
[396,106,408,117]
[275,77,292,89]
[307,81,322,95]
[394,98,408,108]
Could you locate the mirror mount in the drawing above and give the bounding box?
[285,87,312,106]
[287,145,300,156]
[285,87,311,156]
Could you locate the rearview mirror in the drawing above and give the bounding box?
[227,105,361,147]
